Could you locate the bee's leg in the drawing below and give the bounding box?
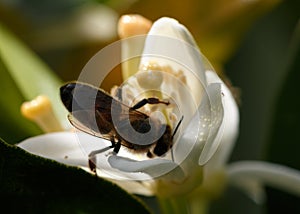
[130,98,169,110]
[109,136,116,148]
[88,136,118,174]
[88,156,97,174]
[147,150,154,158]
[88,146,112,174]
[113,142,121,154]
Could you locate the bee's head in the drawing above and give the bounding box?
[152,117,183,157]
[153,125,173,156]
[60,82,104,113]
[60,83,77,112]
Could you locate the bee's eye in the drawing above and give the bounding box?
[153,143,168,156]
[130,119,151,133]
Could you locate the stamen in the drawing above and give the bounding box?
[136,61,163,89]
[137,61,187,89]
[21,95,63,133]
[118,14,152,39]
[118,14,152,80]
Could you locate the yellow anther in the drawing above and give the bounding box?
[137,61,188,89]
[137,61,163,89]
[140,61,163,72]
[21,95,63,133]
[118,14,152,39]
[163,66,187,85]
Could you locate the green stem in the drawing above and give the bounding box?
[158,196,189,214]
[189,196,209,214]
[157,195,209,214]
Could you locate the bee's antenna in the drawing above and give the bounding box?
[170,116,184,162]
[172,116,184,138]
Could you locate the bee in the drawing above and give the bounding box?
[60,82,183,172]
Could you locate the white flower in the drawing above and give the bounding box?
[18,15,300,203]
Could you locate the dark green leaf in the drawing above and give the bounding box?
[265,22,300,213]
[266,22,300,168]
[0,138,150,214]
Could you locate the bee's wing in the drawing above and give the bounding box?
[69,109,156,145]
[67,112,112,141]
[119,109,149,121]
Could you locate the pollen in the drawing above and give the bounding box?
[21,95,63,133]
[137,61,188,90]
[118,14,152,39]
[136,61,164,89]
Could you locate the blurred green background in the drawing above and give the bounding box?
[0,0,299,213]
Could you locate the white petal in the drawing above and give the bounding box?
[204,70,239,169]
[140,17,207,105]
[144,17,199,49]
[17,131,116,177]
[18,132,89,167]
[108,155,185,181]
[227,161,300,203]
[168,81,222,172]
[198,82,224,165]
[18,131,160,194]
[110,179,154,196]
[17,132,139,178]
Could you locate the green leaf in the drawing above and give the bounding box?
[265,22,300,213]
[0,23,69,143]
[0,56,42,143]
[0,138,150,213]
[266,21,300,175]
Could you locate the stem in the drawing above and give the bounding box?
[157,195,209,214]
[158,196,189,214]
[189,196,209,214]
